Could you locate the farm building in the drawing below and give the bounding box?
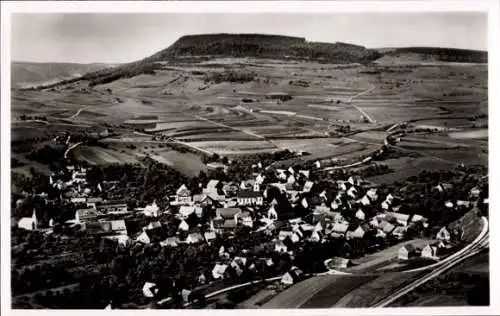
[174,184,192,205]
[75,208,98,223]
[96,201,128,214]
[237,190,263,206]
[17,210,38,231]
[281,267,303,285]
[398,244,418,260]
[421,244,440,260]
[325,257,352,269]
[437,226,451,242]
[142,200,160,217]
[142,282,158,298]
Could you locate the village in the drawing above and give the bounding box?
[13,152,488,308]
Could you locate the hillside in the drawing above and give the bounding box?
[19,34,488,90]
[11,62,114,89]
[145,34,381,63]
[375,47,487,64]
[21,34,382,89]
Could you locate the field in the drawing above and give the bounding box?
[72,145,138,165]
[11,57,488,176]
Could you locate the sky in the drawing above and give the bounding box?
[11,12,488,64]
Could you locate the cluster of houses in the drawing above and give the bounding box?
[16,161,486,305]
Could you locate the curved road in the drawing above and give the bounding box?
[373,217,488,307]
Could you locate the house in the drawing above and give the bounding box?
[231,257,248,276]
[136,227,167,244]
[179,206,196,218]
[216,207,242,220]
[160,236,181,248]
[302,181,314,193]
[347,225,368,239]
[469,187,481,198]
[204,231,217,244]
[237,190,263,206]
[410,214,427,224]
[355,209,365,220]
[75,208,98,223]
[386,212,410,227]
[398,244,417,260]
[437,226,451,242]
[279,231,300,243]
[82,220,125,235]
[267,205,278,220]
[381,201,390,210]
[331,222,349,235]
[175,184,192,205]
[392,226,407,239]
[421,244,439,260]
[379,220,396,234]
[181,289,192,303]
[144,221,161,231]
[96,201,128,215]
[348,176,362,186]
[438,183,454,193]
[178,220,190,232]
[212,263,228,279]
[325,257,352,269]
[347,186,358,199]
[281,267,303,285]
[70,197,87,204]
[104,234,131,247]
[142,201,160,217]
[256,173,266,184]
[18,210,38,231]
[366,188,378,200]
[142,282,158,298]
[298,170,310,179]
[359,195,371,206]
[86,197,103,209]
[287,174,296,185]
[222,182,239,197]
[185,232,204,244]
[309,230,323,242]
[274,240,288,253]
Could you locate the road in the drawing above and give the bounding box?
[345,84,377,124]
[64,142,83,159]
[372,216,489,307]
[68,106,90,120]
[193,114,267,140]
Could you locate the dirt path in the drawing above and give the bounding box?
[68,106,91,120]
[345,84,377,124]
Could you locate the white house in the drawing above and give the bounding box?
[360,195,371,206]
[347,186,358,199]
[366,188,378,200]
[274,240,288,253]
[256,174,265,184]
[267,205,279,220]
[302,181,314,193]
[143,201,160,217]
[174,184,192,205]
[355,209,365,220]
[142,282,158,298]
[18,210,38,231]
[179,206,195,218]
[437,226,451,242]
[178,220,190,232]
[421,244,439,260]
[398,244,417,260]
[212,263,228,279]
